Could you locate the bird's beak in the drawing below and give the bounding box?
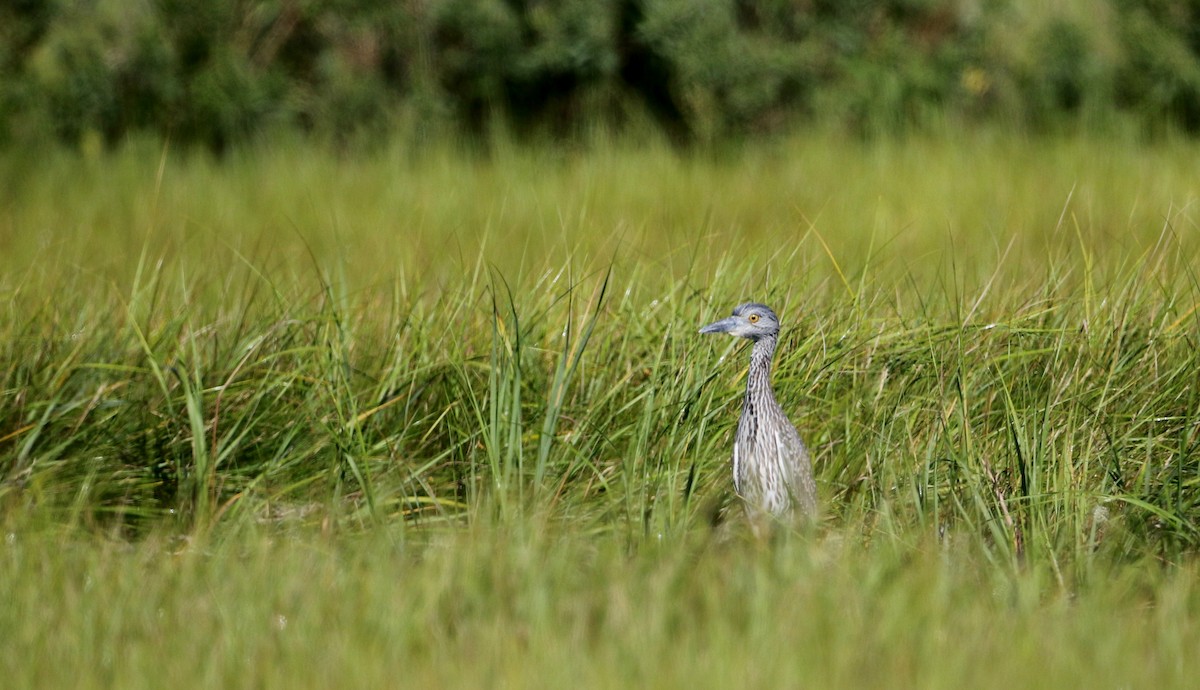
[699,316,738,335]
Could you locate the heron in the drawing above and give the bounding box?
[699,302,818,524]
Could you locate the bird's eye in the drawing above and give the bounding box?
[748,314,760,323]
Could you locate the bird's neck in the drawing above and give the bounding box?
[745,335,778,400]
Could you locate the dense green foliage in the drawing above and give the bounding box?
[5,0,1200,149]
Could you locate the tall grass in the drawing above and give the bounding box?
[2,526,1197,689]
[1,131,1199,686]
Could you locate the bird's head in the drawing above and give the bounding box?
[699,302,780,341]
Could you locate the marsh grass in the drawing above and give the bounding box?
[2,524,1197,689]
[2,131,1200,686]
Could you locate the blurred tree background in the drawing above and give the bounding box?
[1,0,1197,151]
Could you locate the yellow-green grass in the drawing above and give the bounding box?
[2,526,1197,689]
[1,131,1199,687]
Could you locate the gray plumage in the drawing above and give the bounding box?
[700,302,818,522]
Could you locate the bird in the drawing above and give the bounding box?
[699,301,818,525]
